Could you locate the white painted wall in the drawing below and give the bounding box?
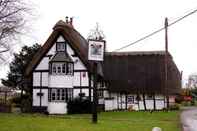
[33,89,40,106]
[49,75,73,88]
[36,57,49,70]
[156,100,164,110]
[81,72,89,86]
[145,100,154,110]
[104,99,118,111]
[73,89,80,97]
[103,92,167,111]
[42,72,48,86]
[74,58,86,70]
[82,89,89,96]
[48,102,67,114]
[41,89,48,106]
[33,89,48,106]
[33,72,40,86]
[67,44,74,55]
[57,35,65,42]
[73,72,80,86]
[47,44,56,55]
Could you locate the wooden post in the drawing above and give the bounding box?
[153,93,156,110]
[165,17,169,109]
[88,73,92,102]
[80,72,82,101]
[4,91,7,104]
[142,93,147,111]
[92,62,98,123]
[125,93,128,110]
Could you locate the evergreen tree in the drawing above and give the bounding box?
[1,43,41,91]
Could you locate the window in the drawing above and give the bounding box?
[56,42,65,51]
[51,63,73,75]
[127,96,134,104]
[147,95,153,99]
[98,90,104,98]
[49,88,73,102]
[67,63,73,75]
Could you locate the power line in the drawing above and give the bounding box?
[113,8,197,52]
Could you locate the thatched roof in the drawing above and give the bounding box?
[25,20,181,95]
[25,20,93,76]
[103,51,181,94]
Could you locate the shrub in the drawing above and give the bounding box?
[67,97,92,114]
[169,103,180,110]
[10,95,21,107]
[10,94,32,112]
[182,101,191,106]
[175,95,183,104]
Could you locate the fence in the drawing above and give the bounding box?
[0,90,12,112]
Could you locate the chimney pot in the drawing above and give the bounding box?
[70,17,73,25]
[66,16,69,23]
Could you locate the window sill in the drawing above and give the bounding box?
[49,101,67,103]
[49,74,74,76]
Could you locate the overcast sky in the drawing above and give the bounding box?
[1,0,197,83]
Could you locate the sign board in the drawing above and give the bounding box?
[88,39,105,61]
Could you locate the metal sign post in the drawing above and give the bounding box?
[88,39,105,124]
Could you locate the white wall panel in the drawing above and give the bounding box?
[73,72,80,86]
[36,57,49,70]
[67,44,74,55]
[33,89,48,106]
[82,89,89,96]
[49,75,73,88]
[48,102,67,114]
[81,72,89,86]
[156,100,164,110]
[41,89,48,106]
[33,72,40,86]
[33,89,40,106]
[42,72,48,87]
[74,58,86,70]
[47,44,56,55]
[73,89,80,97]
[57,35,65,42]
[145,100,154,110]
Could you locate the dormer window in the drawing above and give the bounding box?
[50,52,73,75]
[56,42,66,52]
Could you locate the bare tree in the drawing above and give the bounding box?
[188,74,197,88]
[0,0,32,65]
[87,23,105,40]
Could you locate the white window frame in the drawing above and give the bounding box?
[51,62,73,75]
[49,88,73,102]
[56,42,66,52]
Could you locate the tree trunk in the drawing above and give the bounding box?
[142,93,147,111]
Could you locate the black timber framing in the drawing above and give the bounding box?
[34,70,49,72]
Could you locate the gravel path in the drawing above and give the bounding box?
[181,107,197,131]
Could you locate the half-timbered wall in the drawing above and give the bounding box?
[32,35,90,114]
[103,93,170,111]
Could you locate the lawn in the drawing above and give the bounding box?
[0,111,180,131]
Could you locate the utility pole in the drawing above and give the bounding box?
[165,17,169,109]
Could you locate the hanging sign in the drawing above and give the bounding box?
[88,39,105,61]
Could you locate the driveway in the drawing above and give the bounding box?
[181,107,197,131]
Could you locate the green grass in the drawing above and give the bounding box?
[0,111,180,131]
